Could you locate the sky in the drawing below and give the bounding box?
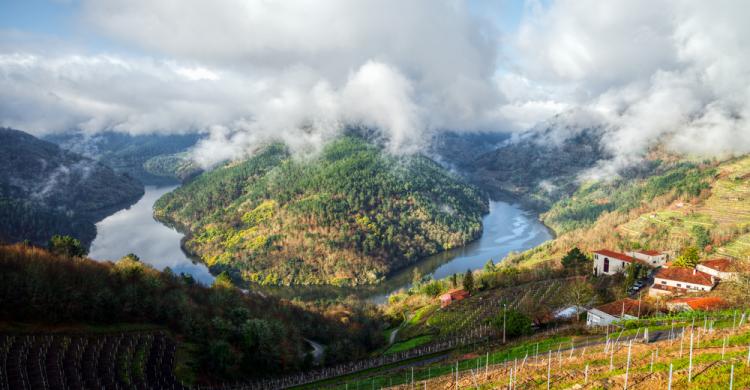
[1,0,750,171]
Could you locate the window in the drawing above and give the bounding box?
[603,258,610,273]
[676,283,682,287]
[661,281,667,285]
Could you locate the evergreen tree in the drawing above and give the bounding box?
[48,235,87,257]
[692,226,711,250]
[561,247,589,274]
[463,269,474,293]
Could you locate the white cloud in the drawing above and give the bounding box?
[0,0,505,165]
[3,0,750,172]
[508,0,750,174]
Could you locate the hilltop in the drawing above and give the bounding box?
[0,128,144,247]
[154,136,488,286]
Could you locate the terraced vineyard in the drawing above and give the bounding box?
[619,156,750,259]
[323,311,750,389]
[0,331,185,390]
[396,277,577,344]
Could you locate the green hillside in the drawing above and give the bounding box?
[154,136,488,286]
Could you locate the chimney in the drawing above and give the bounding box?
[693,269,697,275]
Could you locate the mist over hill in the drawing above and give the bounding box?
[0,128,143,247]
[45,131,203,185]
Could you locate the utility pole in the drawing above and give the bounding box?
[503,303,507,344]
[688,328,694,383]
[667,363,673,390]
[624,340,632,389]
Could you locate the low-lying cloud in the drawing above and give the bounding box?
[509,0,750,175]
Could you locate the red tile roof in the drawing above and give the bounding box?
[655,267,715,286]
[700,258,734,272]
[668,297,727,311]
[636,250,662,256]
[594,298,642,317]
[441,289,469,300]
[594,249,638,263]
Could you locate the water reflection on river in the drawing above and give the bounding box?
[89,186,215,285]
[89,187,551,303]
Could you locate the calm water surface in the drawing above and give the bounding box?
[89,187,551,302]
[89,186,215,285]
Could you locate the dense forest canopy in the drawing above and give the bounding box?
[155,136,488,286]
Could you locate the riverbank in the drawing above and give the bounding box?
[89,186,552,303]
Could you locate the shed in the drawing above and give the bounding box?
[439,289,469,308]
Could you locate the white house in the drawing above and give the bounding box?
[586,298,641,327]
[649,267,716,297]
[592,249,641,276]
[625,249,668,267]
[696,258,737,281]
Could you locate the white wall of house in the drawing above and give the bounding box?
[586,308,637,327]
[653,276,714,292]
[695,265,736,281]
[626,251,667,266]
[593,254,629,276]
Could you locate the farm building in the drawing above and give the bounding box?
[666,296,728,312]
[625,249,668,266]
[586,298,642,327]
[696,258,737,281]
[439,289,469,308]
[592,249,645,276]
[649,267,716,297]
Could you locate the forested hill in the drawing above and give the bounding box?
[0,128,143,247]
[154,136,488,286]
[45,131,202,185]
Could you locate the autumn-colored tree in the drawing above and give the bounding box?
[673,247,700,268]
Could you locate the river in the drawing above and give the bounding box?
[89,186,552,302]
[89,186,215,285]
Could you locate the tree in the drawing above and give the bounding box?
[483,259,496,273]
[462,269,474,293]
[623,262,649,293]
[489,309,532,338]
[561,247,589,274]
[213,271,234,288]
[692,226,711,250]
[48,235,87,257]
[564,279,595,321]
[122,253,140,262]
[451,273,458,288]
[673,247,700,268]
[411,268,423,287]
